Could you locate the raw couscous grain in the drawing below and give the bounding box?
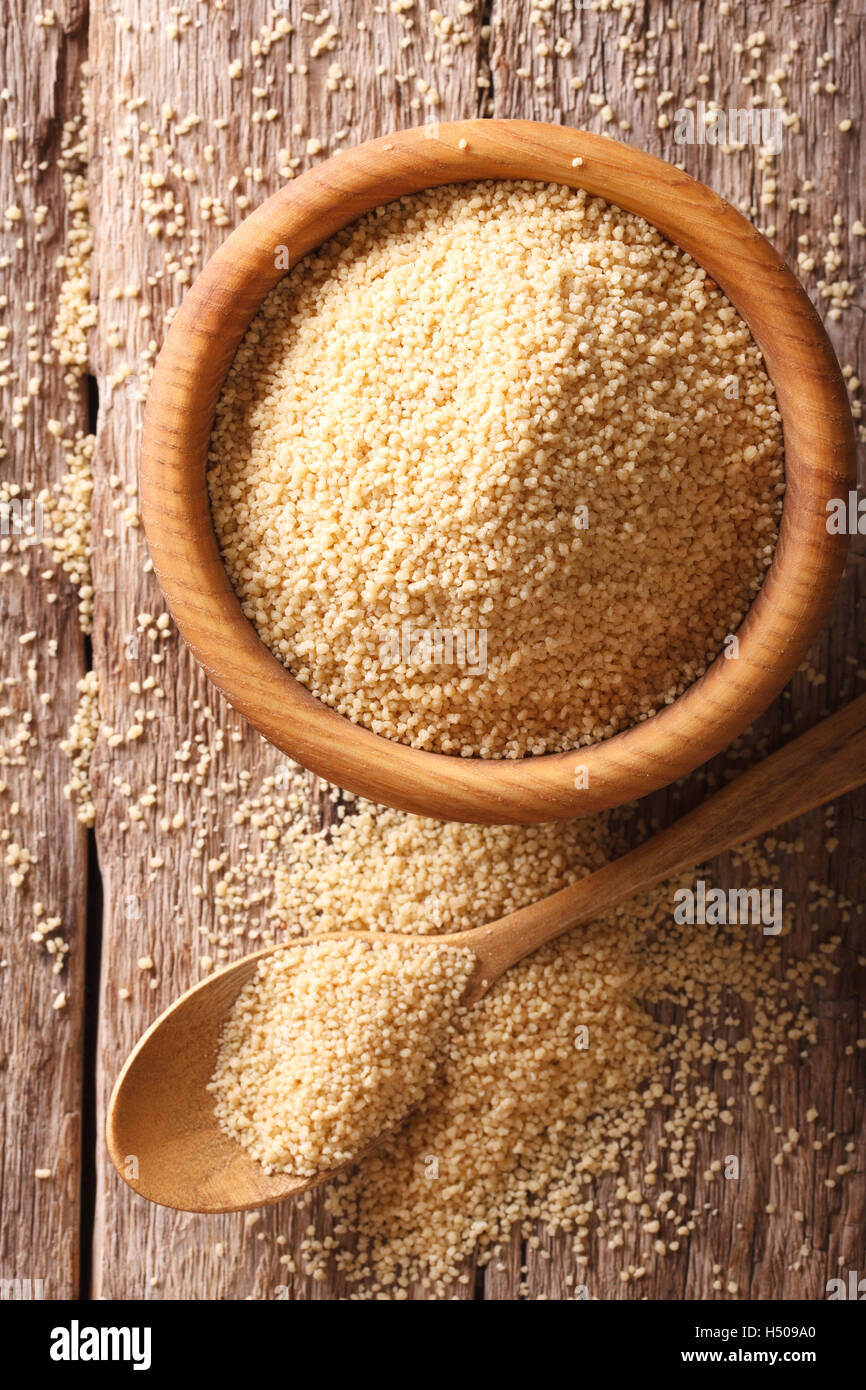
[208,180,784,757]
[209,936,476,1177]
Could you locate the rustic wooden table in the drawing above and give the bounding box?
[1,0,863,1301]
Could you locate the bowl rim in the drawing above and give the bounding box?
[139,118,854,825]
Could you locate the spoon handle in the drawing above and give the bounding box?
[470,694,866,980]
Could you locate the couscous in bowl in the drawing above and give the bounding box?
[139,119,854,824]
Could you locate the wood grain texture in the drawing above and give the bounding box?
[0,0,859,1302]
[0,0,90,1300]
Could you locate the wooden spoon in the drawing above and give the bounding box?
[108,695,866,1212]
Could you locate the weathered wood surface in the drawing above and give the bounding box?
[1,0,863,1300]
[0,0,90,1300]
[486,0,866,1304]
[86,0,487,1304]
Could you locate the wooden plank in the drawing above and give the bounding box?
[88,0,484,1301]
[488,0,865,1300]
[0,0,90,1301]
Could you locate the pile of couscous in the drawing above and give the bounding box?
[209,936,475,1176]
[208,180,784,757]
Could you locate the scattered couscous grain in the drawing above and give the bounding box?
[312,851,833,1293]
[193,768,849,1296]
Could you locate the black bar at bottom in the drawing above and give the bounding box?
[0,1295,858,1376]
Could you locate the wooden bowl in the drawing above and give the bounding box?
[140,119,854,825]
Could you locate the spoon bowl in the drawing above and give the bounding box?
[107,945,299,1212]
[106,930,492,1212]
